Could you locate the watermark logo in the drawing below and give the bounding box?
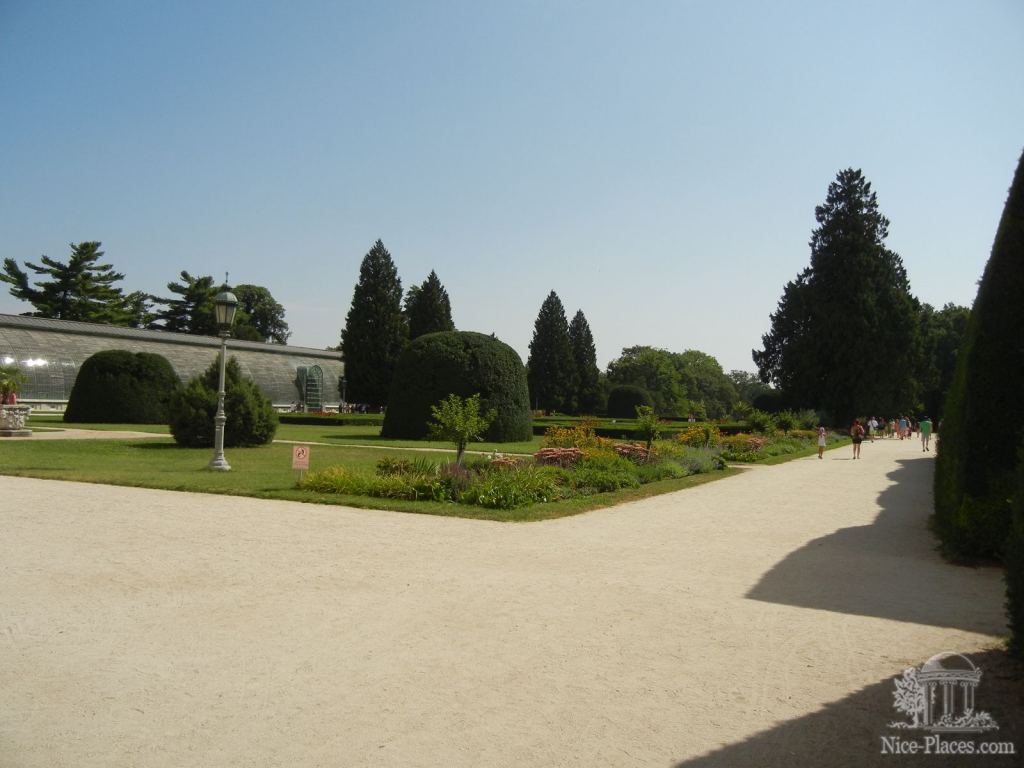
[881,652,1015,757]
[889,652,997,733]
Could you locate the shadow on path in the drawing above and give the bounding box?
[745,458,1003,633]
[674,649,1023,768]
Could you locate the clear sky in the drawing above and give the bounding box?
[2,1,1021,373]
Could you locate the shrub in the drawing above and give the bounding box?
[64,350,180,424]
[606,385,653,418]
[464,465,562,509]
[168,356,277,447]
[614,442,655,464]
[382,331,531,442]
[775,410,797,434]
[795,409,819,430]
[676,424,723,448]
[746,409,776,434]
[542,421,611,452]
[570,454,641,493]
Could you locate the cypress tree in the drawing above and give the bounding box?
[568,309,601,414]
[753,169,919,422]
[404,270,455,339]
[526,291,576,412]
[934,149,1024,559]
[340,240,408,407]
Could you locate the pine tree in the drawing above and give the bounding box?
[526,291,576,412]
[341,240,408,407]
[568,309,601,414]
[149,272,219,335]
[1,241,136,324]
[404,270,455,339]
[753,169,919,422]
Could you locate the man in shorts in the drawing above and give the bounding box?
[920,417,933,451]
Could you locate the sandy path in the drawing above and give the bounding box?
[0,439,1017,767]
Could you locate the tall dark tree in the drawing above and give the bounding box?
[526,291,576,412]
[234,284,291,344]
[935,149,1024,561]
[568,309,601,414]
[150,272,218,335]
[1,241,136,324]
[753,169,919,422]
[404,270,455,339]
[340,240,408,407]
[915,302,969,422]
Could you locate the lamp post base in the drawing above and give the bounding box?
[207,456,232,471]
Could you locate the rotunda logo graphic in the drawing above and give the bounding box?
[889,652,998,733]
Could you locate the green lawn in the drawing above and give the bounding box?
[0,437,739,522]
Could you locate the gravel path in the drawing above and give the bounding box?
[1,439,1016,767]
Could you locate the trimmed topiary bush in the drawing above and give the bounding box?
[65,350,180,424]
[381,331,531,442]
[168,356,278,447]
[934,149,1024,561]
[606,384,652,418]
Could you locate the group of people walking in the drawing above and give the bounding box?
[845,415,934,459]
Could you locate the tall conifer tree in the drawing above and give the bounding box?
[753,169,918,422]
[526,291,576,412]
[568,309,601,414]
[404,270,455,339]
[340,240,407,406]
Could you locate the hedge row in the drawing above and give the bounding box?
[279,413,385,427]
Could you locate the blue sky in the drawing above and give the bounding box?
[2,1,1021,373]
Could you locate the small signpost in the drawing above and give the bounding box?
[292,444,310,481]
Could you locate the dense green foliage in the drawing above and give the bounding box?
[568,309,602,414]
[1006,445,1024,656]
[233,284,291,343]
[64,351,180,424]
[606,346,735,418]
[1,241,148,325]
[382,331,531,442]
[935,151,1024,561]
[753,169,919,423]
[606,384,653,418]
[340,240,408,407]
[526,291,577,412]
[916,303,970,422]
[404,270,455,339]
[168,356,278,447]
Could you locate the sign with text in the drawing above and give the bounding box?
[291,444,310,470]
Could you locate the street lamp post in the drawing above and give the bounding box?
[208,288,238,471]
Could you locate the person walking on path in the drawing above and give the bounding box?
[920,417,933,452]
[850,419,865,459]
[899,415,909,440]
[817,426,827,459]
[867,417,878,442]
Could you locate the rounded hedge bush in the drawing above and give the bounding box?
[381,331,531,442]
[65,350,180,424]
[606,384,653,419]
[168,356,277,447]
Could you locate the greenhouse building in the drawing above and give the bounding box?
[0,313,344,411]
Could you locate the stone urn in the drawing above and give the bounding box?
[0,404,32,437]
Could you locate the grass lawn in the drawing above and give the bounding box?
[0,437,739,522]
